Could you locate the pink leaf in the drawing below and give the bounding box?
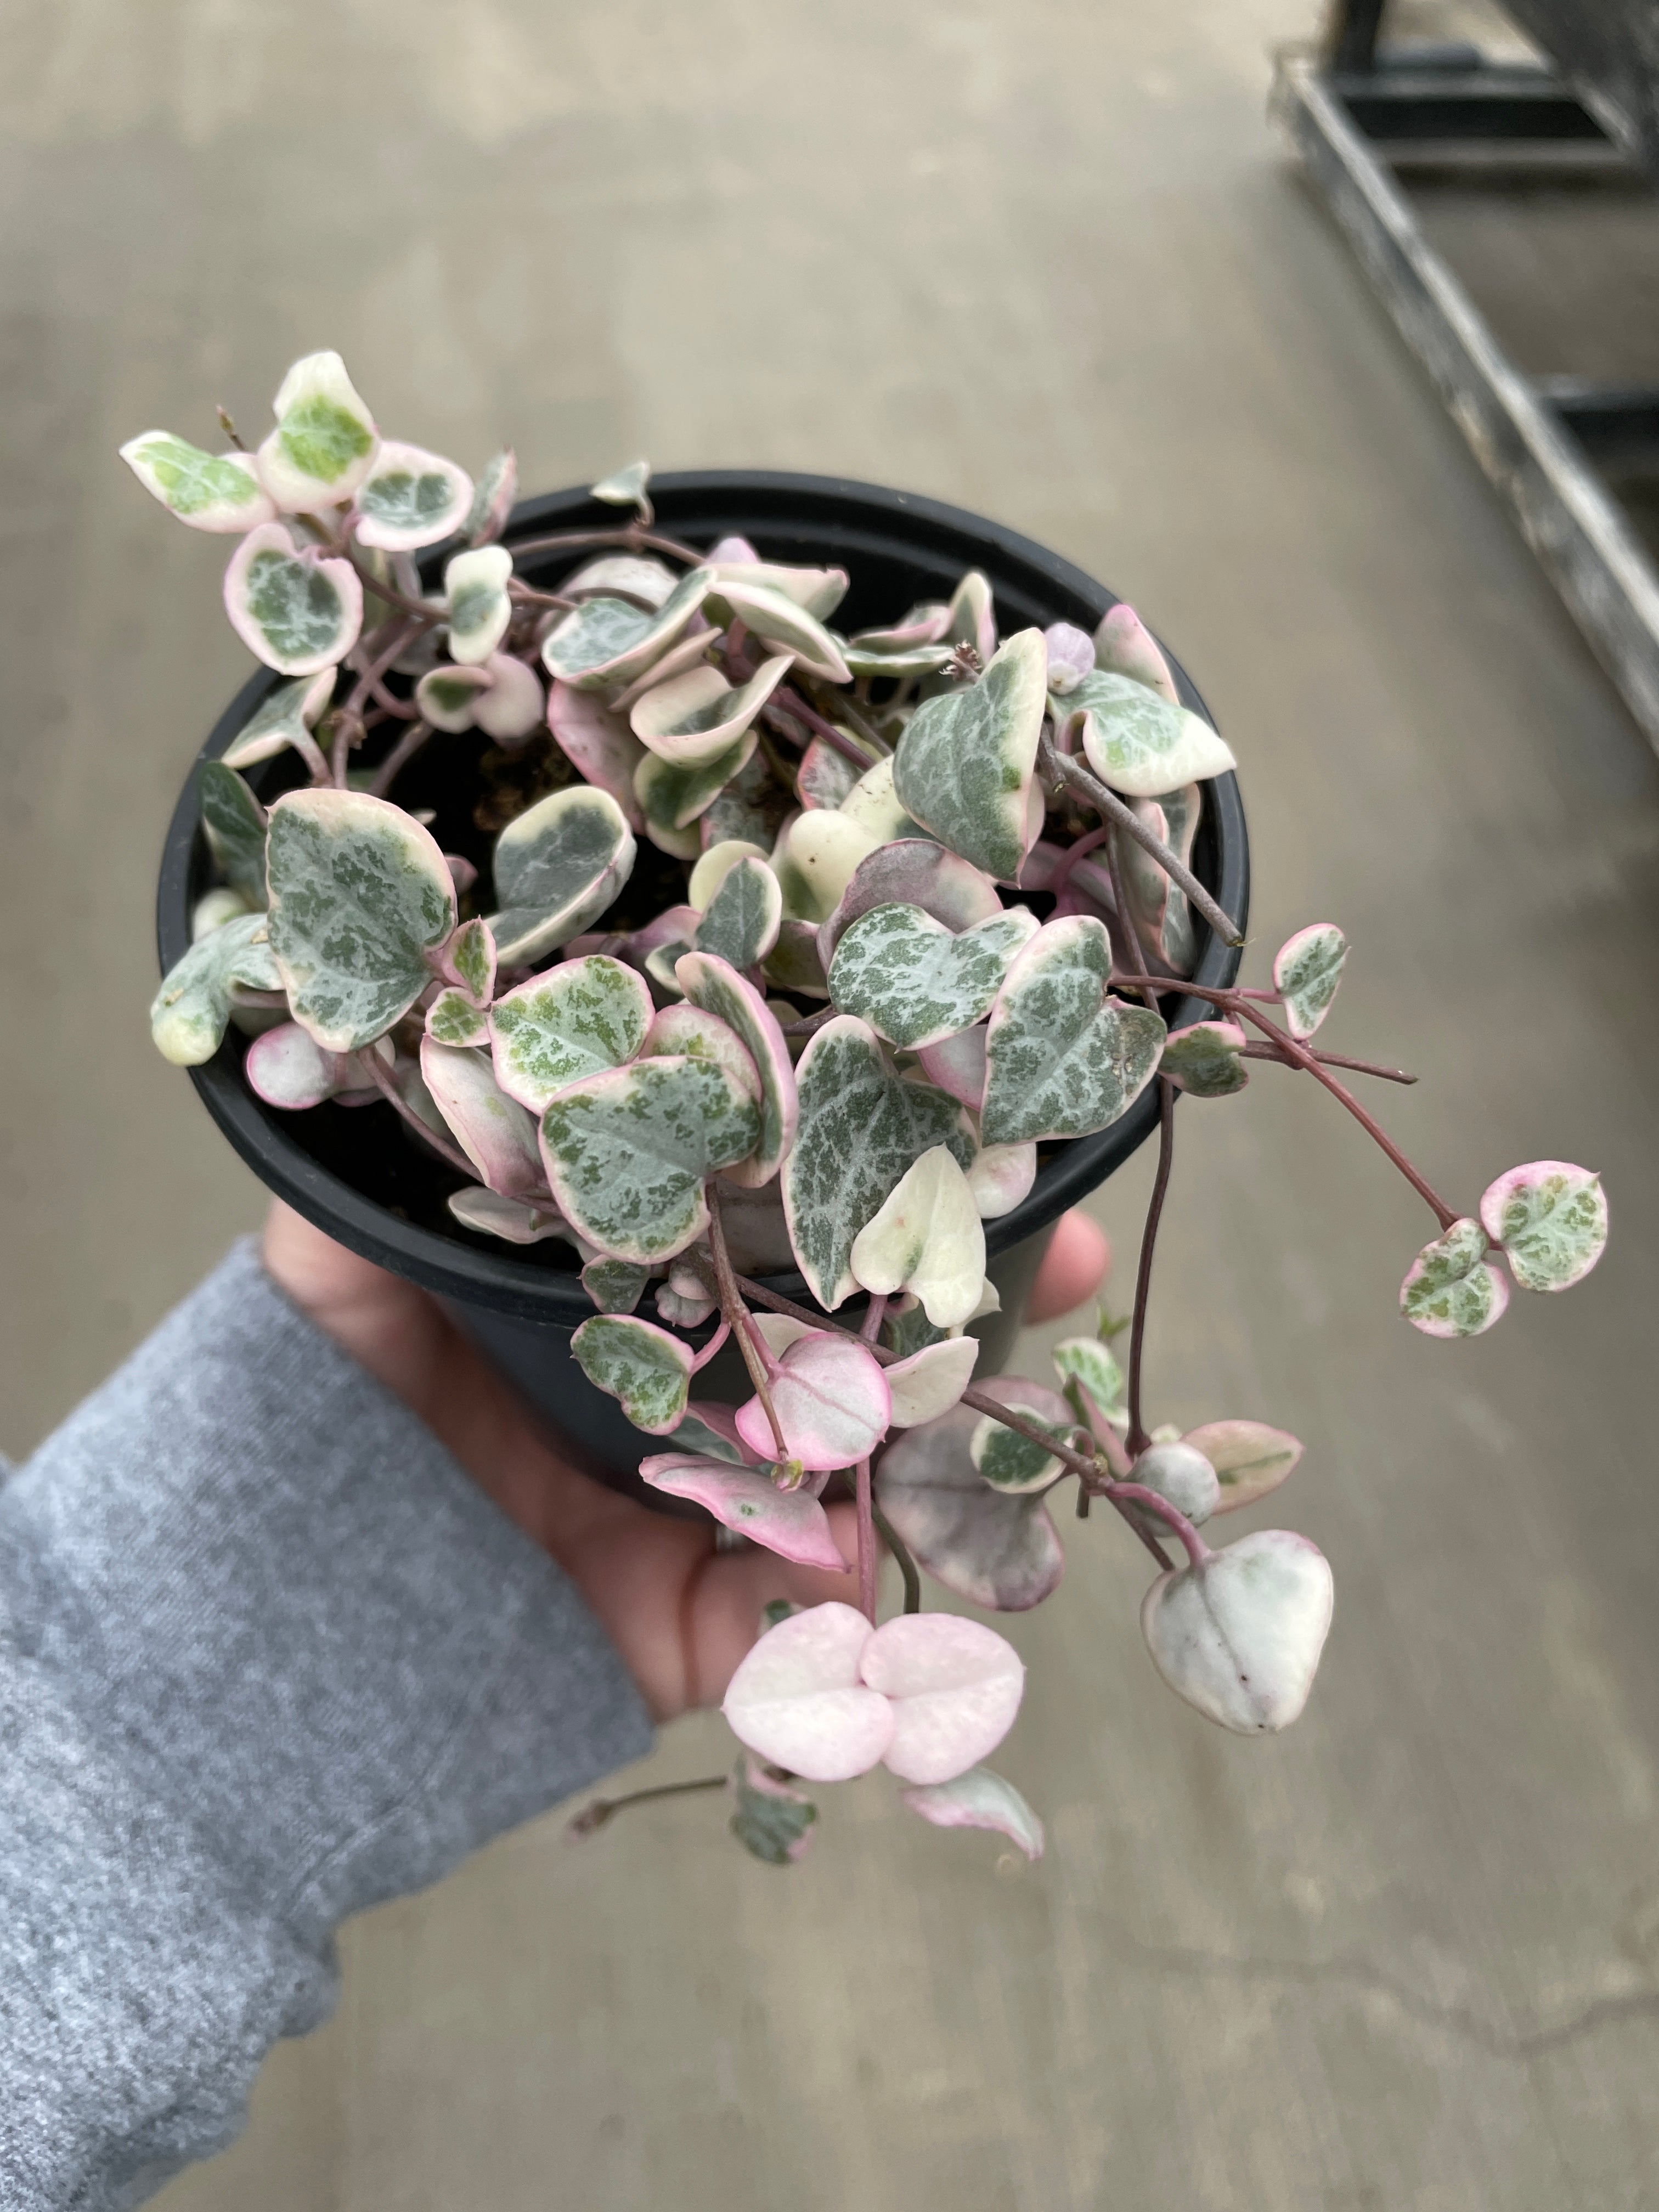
[246,1022,366,1109]
[640,1455,851,1571]
[1182,1419,1304,1513]
[419,1037,544,1195]
[916,1022,988,1111]
[1093,604,1178,703]
[1043,621,1096,695]
[475,652,545,744]
[721,1601,893,1781]
[1479,1160,1609,1293]
[733,1329,891,1471]
[901,1766,1045,1859]
[858,1613,1025,1785]
[547,680,646,827]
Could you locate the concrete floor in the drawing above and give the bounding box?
[6,1,1659,2206]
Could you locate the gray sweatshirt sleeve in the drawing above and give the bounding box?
[0,1238,654,2211]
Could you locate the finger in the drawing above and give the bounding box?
[1026,1208,1111,1324]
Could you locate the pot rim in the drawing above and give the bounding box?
[156,469,1249,1323]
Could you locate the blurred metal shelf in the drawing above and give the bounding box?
[1272,3,1659,751]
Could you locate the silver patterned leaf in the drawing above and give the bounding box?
[224,523,363,676]
[150,911,282,1066]
[693,855,783,971]
[1479,1163,1609,1294]
[487,786,636,966]
[120,432,274,534]
[893,630,1047,881]
[674,952,797,1186]
[354,441,473,552]
[1066,670,1234,798]
[1273,923,1347,1041]
[828,900,1037,1051]
[980,916,1165,1145]
[571,1313,693,1435]
[199,761,267,905]
[489,953,653,1112]
[541,569,713,692]
[220,669,338,771]
[443,544,514,665]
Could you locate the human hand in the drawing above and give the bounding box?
[262,1202,1109,1722]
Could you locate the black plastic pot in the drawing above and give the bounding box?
[156,472,1249,1499]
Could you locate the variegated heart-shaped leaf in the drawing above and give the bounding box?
[778,809,881,923]
[1481,1161,1609,1293]
[447,1186,566,1244]
[199,761,267,905]
[637,733,757,839]
[590,458,651,515]
[443,544,513,665]
[885,1335,979,1427]
[859,1613,1024,1786]
[849,1145,986,1329]
[968,1379,1073,1494]
[837,757,919,844]
[675,952,797,1188]
[354,442,473,551]
[946,569,997,665]
[828,901,1037,1051]
[723,1602,892,1782]
[472,653,544,743]
[266,790,455,1051]
[571,1312,693,1435]
[875,1396,1065,1612]
[1142,1530,1334,1735]
[1131,1440,1220,1525]
[1068,671,1235,798]
[630,654,791,768]
[1042,621,1094,695]
[707,558,849,622]
[1092,603,1179,703]
[582,1257,652,1313]
[244,1022,380,1108]
[798,736,865,811]
[420,1039,544,1195]
[256,350,378,512]
[893,630,1047,880]
[443,916,496,1003]
[151,911,282,1065]
[426,988,490,1048]
[644,1456,848,1567]
[225,523,363,675]
[539,1054,760,1262]
[546,680,646,827]
[901,1765,1044,1859]
[694,855,782,971]
[782,1015,971,1310]
[734,1329,891,1472]
[542,569,713,692]
[689,839,768,910]
[1160,1018,1248,1097]
[221,668,337,770]
[1052,1335,1126,1435]
[641,1004,761,1103]
[965,1139,1036,1219]
[490,954,652,1113]
[1182,1420,1304,1513]
[565,552,680,609]
[463,448,516,546]
[1399,1217,1509,1338]
[1274,923,1346,1041]
[981,916,1165,1146]
[707,578,850,682]
[415,663,493,732]
[120,432,275,533]
[728,1753,819,1865]
[488,786,635,966]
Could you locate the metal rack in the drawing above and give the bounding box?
[1272,2,1659,748]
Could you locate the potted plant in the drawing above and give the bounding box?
[135,353,1609,1865]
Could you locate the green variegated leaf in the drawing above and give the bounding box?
[630,655,792,768]
[582,1256,652,1313]
[693,855,782,970]
[487,786,636,966]
[1159,1018,1248,1097]
[539,1055,761,1262]
[1121,785,1200,972]
[415,664,492,732]
[1480,1163,1609,1294]
[969,1380,1073,1494]
[120,432,275,533]
[490,953,652,1113]
[674,952,795,1185]
[707,559,849,622]
[763,918,830,1000]
[981,916,1166,1146]
[1274,924,1347,1041]
[1066,670,1234,798]
[266,789,456,1051]
[1399,1217,1508,1337]
[636,733,757,836]
[420,1039,544,1195]
[443,544,513,665]
[828,901,1036,1051]
[463,448,517,546]
[843,639,954,679]
[541,570,713,692]
[221,669,337,770]
[642,1006,760,1103]
[820,839,1003,967]
[256,351,378,512]
[224,524,363,676]
[781,1015,972,1309]
[565,552,680,608]
[199,761,267,905]
[689,839,769,910]
[893,630,1047,880]
[150,911,281,1066]
[571,1312,693,1435]
[900,1766,1043,1859]
[426,988,490,1047]
[728,1755,818,1865]
[706,578,851,682]
[1052,1335,1126,1424]
[1093,603,1179,703]
[354,442,473,552]
[446,918,496,1003]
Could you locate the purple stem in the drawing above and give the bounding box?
[1126,1079,1176,1458]
[855,1458,878,1624]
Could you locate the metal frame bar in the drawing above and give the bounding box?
[1272,10,1659,752]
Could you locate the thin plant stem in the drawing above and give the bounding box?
[854,1457,877,1625]
[340,548,442,626]
[503,525,706,566]
[860,1293,888,1344]
[1040,736,1244,947]
[1103,1480,1209,1570]
[567,1774,727,1837]
[689,1315,731,1373]
[367,1056,478,1178]
[1127,1078,1177,1457]
[871,1499,921,1613]
[368,718,433,800]
[506,579,578,613]
[706,1187,789,1460]
[1047,821,1113,898]
[1238,1040,1416,1085]
[797,675,890,759]
[763,692,873,771]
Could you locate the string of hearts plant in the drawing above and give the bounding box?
[134,353,1610,1868]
